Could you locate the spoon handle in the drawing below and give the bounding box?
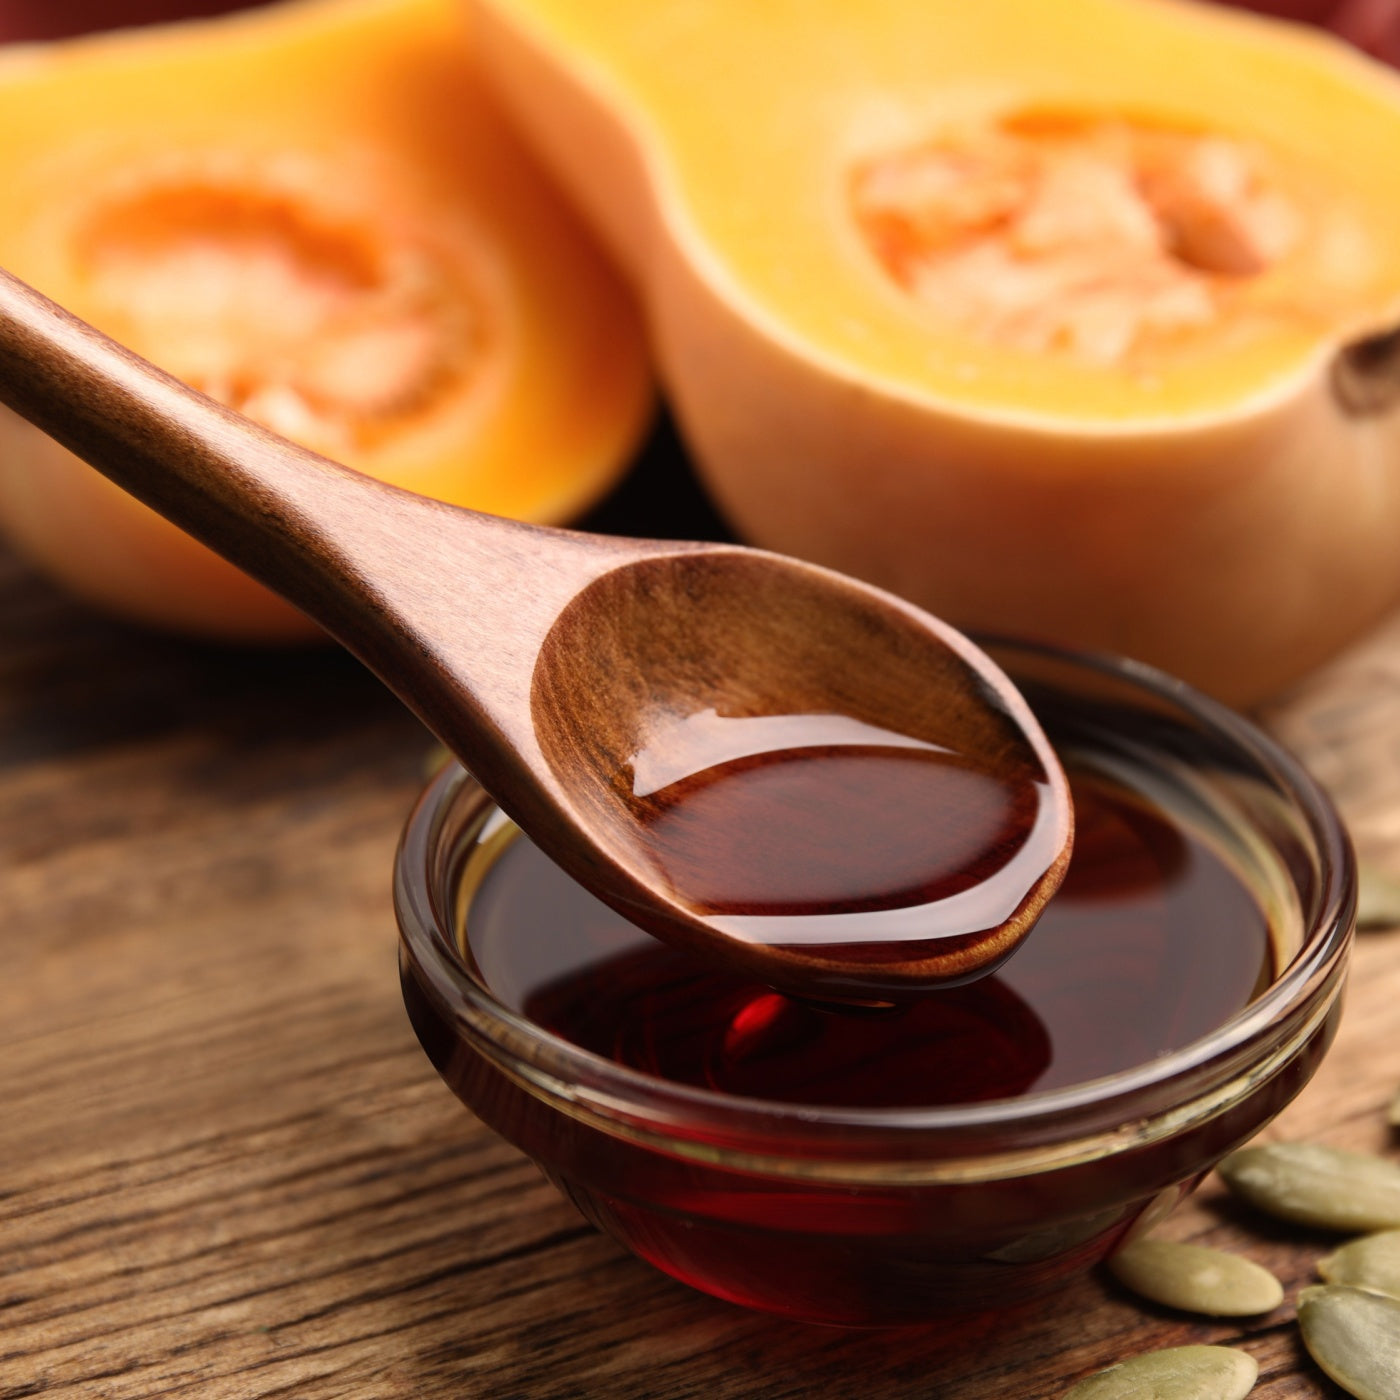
[0,265,632,743]
[0,266,418,591]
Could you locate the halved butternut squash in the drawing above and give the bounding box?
[0,0,651,638]
[474,0,1400,704]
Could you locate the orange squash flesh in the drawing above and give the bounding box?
[0,0,652,639]
[849,114,1305,366]
[474,0,1400,704]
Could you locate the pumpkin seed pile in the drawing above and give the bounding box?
[1211,1134,1400,1400]
[1073,1095,1400,1399]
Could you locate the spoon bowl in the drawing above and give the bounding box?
[533,549,1072,998]
[0,266,1071,1000]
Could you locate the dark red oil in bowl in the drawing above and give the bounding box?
[396,647,1353,1326]
[473,773,1269,1107]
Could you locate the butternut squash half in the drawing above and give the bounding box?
[474,0,1400,704]
[0,0,650,639]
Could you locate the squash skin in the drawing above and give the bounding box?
[474,0,1400,705]
[653,279,1400,706]
[0,0,652,640]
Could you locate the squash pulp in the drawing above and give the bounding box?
[474,0,1400,703]
[0,0,651,639]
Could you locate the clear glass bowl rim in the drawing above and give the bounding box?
[394,637,1355,1170]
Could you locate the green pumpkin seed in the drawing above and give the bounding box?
[1356,862,1400,932]
[1217,1142,1400,1232]
[1298,1285,1400,1400]
[1320,1230,1400,1299]
[1108,1238,1283,1316]
[1063,1346,1257,1400]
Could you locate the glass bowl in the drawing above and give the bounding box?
[394,640,1355,1326]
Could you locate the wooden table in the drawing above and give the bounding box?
[3,436,1400,1399]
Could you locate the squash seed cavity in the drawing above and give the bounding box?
[1062,1345,1258,1400]
[1108,1237,1282,1317]
[851,112,1298,366]
[76,182,480,459]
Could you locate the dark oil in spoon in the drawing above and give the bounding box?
[621,709,1067,990]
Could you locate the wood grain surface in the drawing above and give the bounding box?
[3,520,1400,1399]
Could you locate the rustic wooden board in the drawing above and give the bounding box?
[3,529,1400,1400]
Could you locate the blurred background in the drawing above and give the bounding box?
[0,0,1393,55]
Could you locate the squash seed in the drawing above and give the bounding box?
[1217,1142,1400,1232]
[1356,862,1400,932]
[1319,1230,1400,1299]
[1063,1346,1257,1400]
[1298,1285,1400,1400]
[1388,1087,1400,1128]
[1107,1237,1282,1316]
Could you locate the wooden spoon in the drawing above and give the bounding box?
[0,268,1072,1003]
